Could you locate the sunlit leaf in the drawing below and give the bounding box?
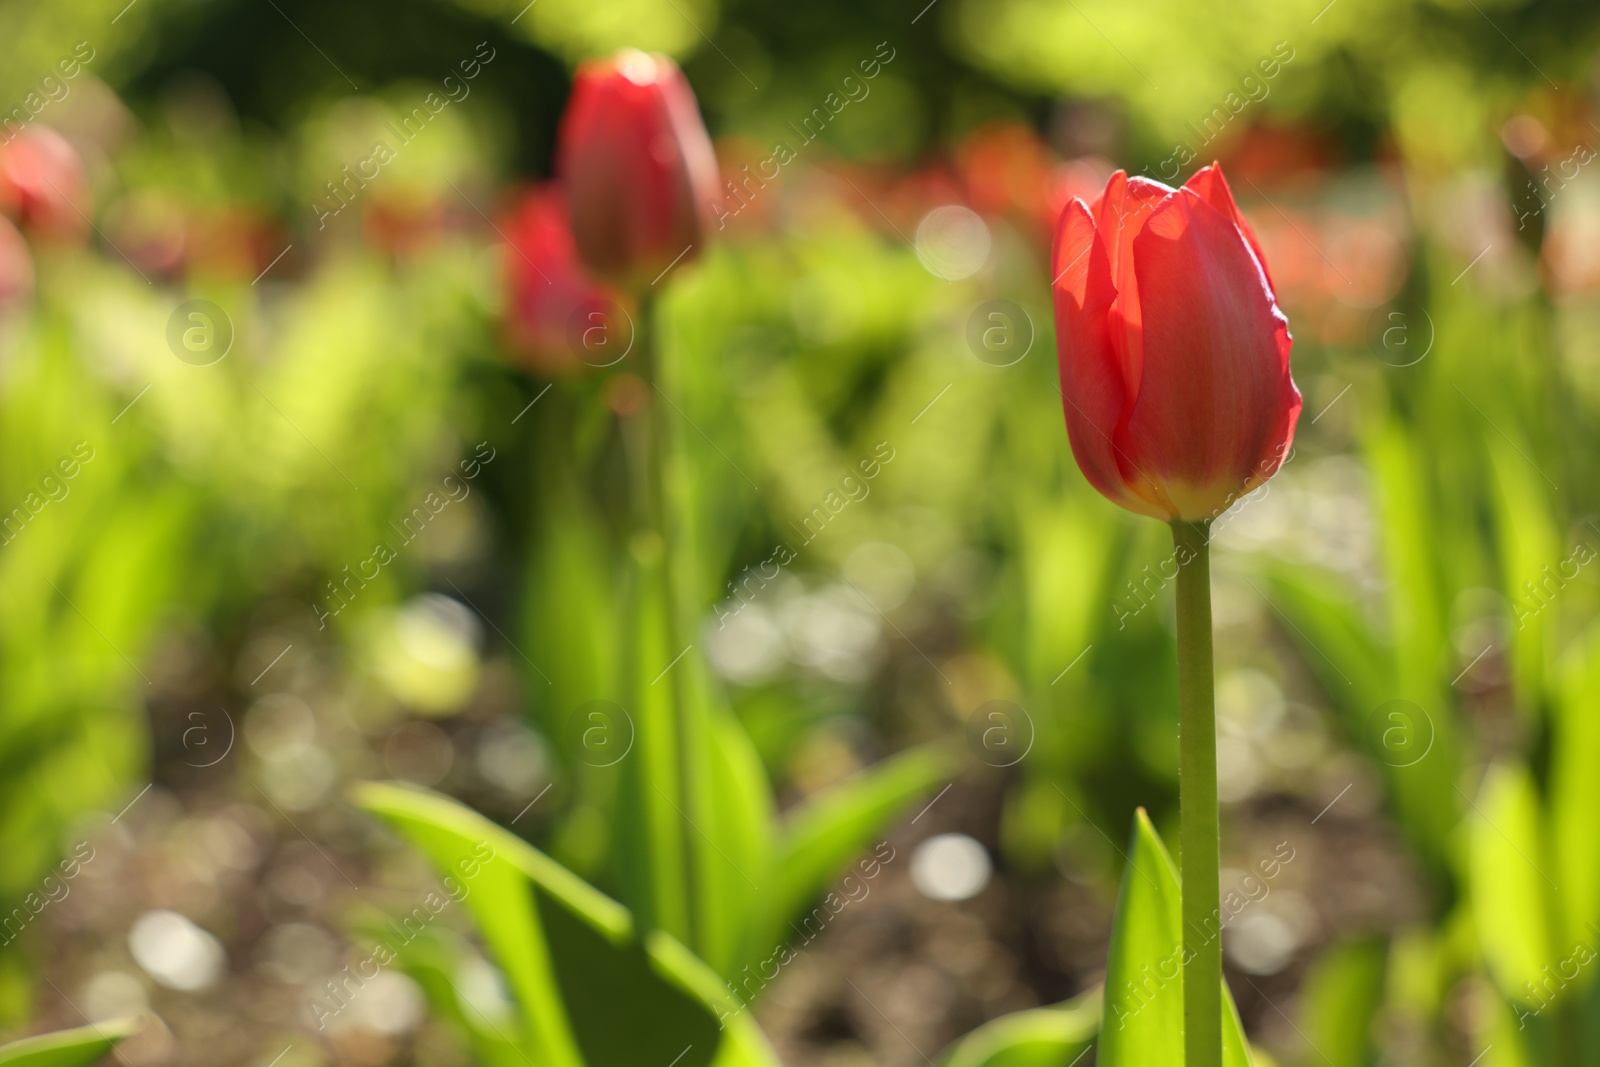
[352,780,782,1067]
[1487,437,1561,718]
[615,542,692,942]
[1550,624,1600,950]
[1469,763,1552,1007]
[686,707,775,978]
[1299,938,1387,1066]
[740,745,948,974]
[0,1019,138,1067]
[1099,808,1251,1066]
[937,989,1098,1067]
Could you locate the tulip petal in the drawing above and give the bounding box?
[1184,163,1275,291]
[1090,172,1174,400]
[1052,199,1168,520]
[1117,187,1299,520]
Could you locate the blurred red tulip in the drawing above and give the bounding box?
[557,49,719,286]
[1052,164,1300,522]
[0,215,33,314]
[502,185,628,375]
[957,121,1052,222]
[0,126,90,241]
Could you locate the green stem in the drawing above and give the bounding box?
[1173,519,1221,1067]
[630,296,707,953]
[649,299,707,955]
[615,301,692,943]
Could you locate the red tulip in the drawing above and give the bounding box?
[0,126,90,242]
[556,49,719,286]
[1051,163,1300,522]
[502,184,628,375]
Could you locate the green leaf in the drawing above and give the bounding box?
[351,780,586,1067]
[686,708,775,978]
[1222,995,1251,1067]
[1260,564,1391,716]
[1486,438,1561,717]
[615,540,692,942]
[0,1019,138,1066]
[1099,808,1182,1063]
[1298,939,1387,1067]
[1099,809,1252,1066]
[521,476,618,748]
[937,990,1098,1067]
[1263,560,1461,878]
[1365,421,1450,705]
[740,745,949,974]
[1013,493,1118,698]
[1550,625,1600,949]
[352,780,782,1067]
[1470,763,1554,1008]
[356,918,527,1067]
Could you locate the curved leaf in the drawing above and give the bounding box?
[352,780,781,1067]
[1263,560,1461,878]
[740,745,949,973]
[937,990,1098,1067]
[0,1019,138,1067]
[1099,808,1251,1066]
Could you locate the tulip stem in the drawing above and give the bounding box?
[1172,519,1221,1067]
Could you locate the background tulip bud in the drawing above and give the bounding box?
[0,126,91,243]
[1051,163,1301,523]
[556,49,720,287]
[502,184,627,376]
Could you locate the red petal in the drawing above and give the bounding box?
[1116,187,1299,520]
[1089,171,1174,400]
[1184,162,1276,293]
[1052,199,1168,520]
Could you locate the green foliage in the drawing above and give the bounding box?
[1471,763,1552,1009]
[1098,809,1252,1067]
[0,1019,137,1067]
[353,780,782,1067]
[937,991,1098,1067]
[1298,939,1387,1067]
[3,0,1599,1061]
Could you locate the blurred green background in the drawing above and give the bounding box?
[1,0,1599,1063]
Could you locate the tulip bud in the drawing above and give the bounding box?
[502,184,628,376]
[1051,163,1300,522]
[0,126,91,242]
[556,49,720,287]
